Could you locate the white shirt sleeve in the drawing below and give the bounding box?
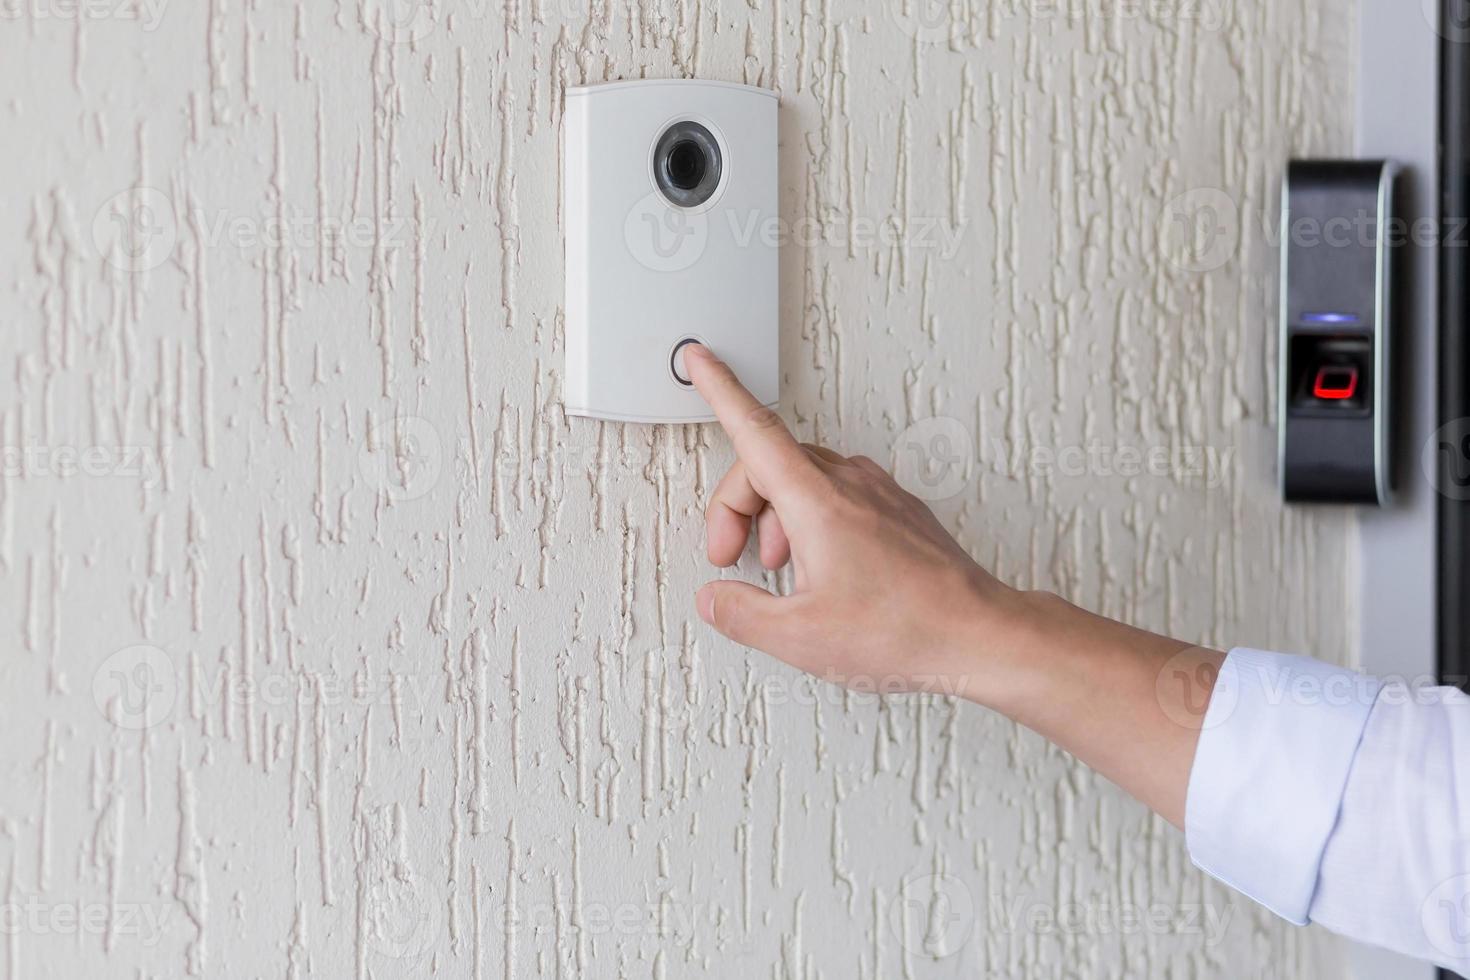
[1185,647,1470,976]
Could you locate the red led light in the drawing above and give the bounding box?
[1313,365,1359,401]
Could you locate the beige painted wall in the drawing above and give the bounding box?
[0,0,1356,975]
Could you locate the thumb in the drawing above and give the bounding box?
[696,581,799,654]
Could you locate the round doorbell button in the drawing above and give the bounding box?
[669,337,706,387]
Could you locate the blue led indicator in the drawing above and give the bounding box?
[1301,312,1360,325]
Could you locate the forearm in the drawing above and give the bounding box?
[965,590,1223,829]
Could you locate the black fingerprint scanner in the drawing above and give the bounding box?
[1279,160,1399,505]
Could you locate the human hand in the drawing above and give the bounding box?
[685,344,1220,825]
[684,344,1032,703]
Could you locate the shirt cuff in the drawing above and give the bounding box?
[1184,647,1381,925]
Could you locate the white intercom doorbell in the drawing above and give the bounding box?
[564,79,779,423]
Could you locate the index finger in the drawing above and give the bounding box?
[684,344,815,498]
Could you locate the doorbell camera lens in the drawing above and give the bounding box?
[654,121,722,208]
[667,140,706,189]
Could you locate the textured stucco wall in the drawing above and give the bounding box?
[1,1,1357,976]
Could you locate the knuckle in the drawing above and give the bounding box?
[744,405,785,431]
[784,457,827,492]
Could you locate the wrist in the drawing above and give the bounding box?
[946,584,1219,828]
[948,586,1093,718]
